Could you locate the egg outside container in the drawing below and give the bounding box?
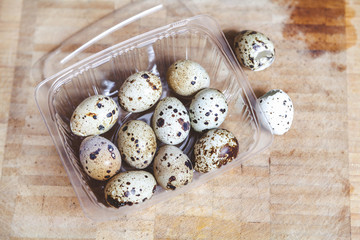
[33,0,273,221]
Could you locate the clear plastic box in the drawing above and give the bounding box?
[33,0,273,221]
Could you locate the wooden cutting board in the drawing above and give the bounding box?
[0,0,359,239]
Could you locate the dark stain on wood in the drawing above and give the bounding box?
[331,62,347,72]
[275,0,356,57]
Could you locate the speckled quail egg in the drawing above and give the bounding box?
[259,89,294,135]
[118,71,162,112]
[234,30,275,71]
[117,120,157,169]
[79,135,121,181]
[70,95,119,137]
[153,145,193,190]
[152,97,190,145]
[194,128,239,173]
[166,60,210,96]
[189,88,228,132]
[105,170,157,208]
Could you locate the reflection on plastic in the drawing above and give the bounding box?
[60,4,164,65]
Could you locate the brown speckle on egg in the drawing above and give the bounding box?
[157,118,165,127]
[167,183,176,190]
[185,160,192,170]
[141,73,149,79]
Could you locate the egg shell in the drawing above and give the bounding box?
[79,136,121,181]
[194,129,239,173]
[153,145,193,190]
[118,71,162,113]
[259,89,294,135]
[234,30,275,71]
[117,120,157,169]
[105,171,157,208]
[189,88,228,132]
[70,95,119,137]
[152,97,190,145]
[166,60,210,96]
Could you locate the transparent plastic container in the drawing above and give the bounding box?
[33,0,273,221]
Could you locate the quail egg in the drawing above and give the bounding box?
[152,97,190,145]
[194,128,239,173]
[259,89,294,135]
[70,95,119,137]
[117,120,157,169]
[79,135,121,181]
[153,145,193,190]
[189,88,228,132]
[118,71,162,112]
[105,170,157,208]
[234,30,275,71]
[166,60,210,96]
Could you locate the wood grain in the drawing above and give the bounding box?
[0,0,358,239]
[347,0,360,239]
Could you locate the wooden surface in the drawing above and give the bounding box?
[0,0,359,239]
